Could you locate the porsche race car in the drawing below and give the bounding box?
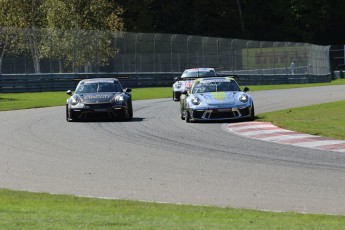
[180,77,254,122]
[172,68,217,101]
[66,78,133,121]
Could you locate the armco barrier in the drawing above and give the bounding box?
[0,73,331,93]
[0,73,177,93]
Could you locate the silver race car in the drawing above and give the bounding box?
[66,78,133,121]
[172,68,217,101]
[180,77,254,122]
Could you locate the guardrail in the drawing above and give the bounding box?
[0,73,331,93]
[0,73,176,93]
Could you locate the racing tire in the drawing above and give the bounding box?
[248,103,255,121]
[185,110,191,123]
[128,102,133,120]
[180,107,185,120]
[173,91,180,102]
[66,105,75,122]
[122,107,130,121]
[173,91,177,101]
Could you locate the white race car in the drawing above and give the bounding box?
[172,68,217,101]
[180,77,255,122]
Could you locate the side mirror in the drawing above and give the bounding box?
[125,88,132,93]
[66,90,72,96]
[243,87,249,92]
[174,77,180,82]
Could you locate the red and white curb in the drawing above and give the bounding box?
[227,121,345,152]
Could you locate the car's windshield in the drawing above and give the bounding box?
[76,81,122,94]
[192,81,240,94]
[181,70,216,78]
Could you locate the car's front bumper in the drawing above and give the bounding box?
[187,106,253,121]
[69,103,126,119]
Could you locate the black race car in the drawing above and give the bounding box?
[66,78,133,121]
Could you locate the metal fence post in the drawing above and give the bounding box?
[260,41,264,75]
[135,33,141,74]
[171,34,176,73]
[202,37,207,67]
[187,35,192,69]
[217,38,221,67]
[273,42,278,75]
[230,39,236,72]
[284,42,290,75]
[153,34,158,73]
[95,31,99,73]
[50,30,53,73]
[246,40,252,75]
[22,29,25,73]
[73,31,76,73]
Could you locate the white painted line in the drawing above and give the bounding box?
[228,124,277,131]
[294,140,345,148]
[262,134,314,142]
[335,149,345,153]
[240,129,294,137]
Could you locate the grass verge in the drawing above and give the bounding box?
[1,189,345,229]
[246,78,345,91]
[257,100,345,140]
[0,87,172,111]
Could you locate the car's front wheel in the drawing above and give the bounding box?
[180,107,185,120]
[185,110,191,123]
[66,105,74,122]
[248,103,255,121]
[173,91,181,101]
[128,102,133,120]
[121,106,132,121]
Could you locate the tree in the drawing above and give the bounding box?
[0,0,125,73]
[42,0,124,72]
[0,0,47,73]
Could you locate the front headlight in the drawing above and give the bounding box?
[239,94,248,103]
[70,95,81,106]
[191,97,201,105]
[115,95,125,103]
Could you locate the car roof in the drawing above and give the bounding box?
[79,78,120,83]
[181,68,217,79]
[194,76,235,83]
[183,68,215,72]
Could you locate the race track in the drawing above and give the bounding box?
[1,85,345,215]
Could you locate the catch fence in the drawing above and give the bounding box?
[0,28,330,75]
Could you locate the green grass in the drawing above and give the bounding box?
[246,78,345,91]
[0,87,172,111]
[131,87,172,100]
[257,100,345,140]
[1,189,345,229]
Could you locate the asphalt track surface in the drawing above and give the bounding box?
[1,85,345,215]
